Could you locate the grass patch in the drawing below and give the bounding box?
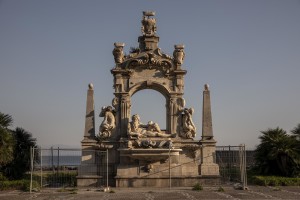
[192,183,203,191]
[45,172,77,187]
[250,176,300,186]
[109,190,115,193]
[272,187,281,191]
[0,179,40,191]
[217,186,225,192]
[57,188,77,192]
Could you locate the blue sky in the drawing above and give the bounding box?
[0,0,299,148]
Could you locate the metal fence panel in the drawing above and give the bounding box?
[29,145,254,189]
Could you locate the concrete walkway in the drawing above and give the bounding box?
[0,186,300,200]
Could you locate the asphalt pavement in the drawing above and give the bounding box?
[0,186,300,200]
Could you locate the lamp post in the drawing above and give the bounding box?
[168,138,173,190]
[106,148,109,191]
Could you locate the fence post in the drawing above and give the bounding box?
[228,145,231,181]
[40,147,42,189]
[169,139,172,190]
[243,144,248,190]
[30,146,34,193]
[239,144,243,184]
[106,149,109,190]
[51,146,54,173]
[57,147,60,173]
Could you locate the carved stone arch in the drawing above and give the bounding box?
[110,11,188,138]
[128,80,171,133]
[128,80,170,99]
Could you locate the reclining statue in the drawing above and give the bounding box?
[127,114,174,138]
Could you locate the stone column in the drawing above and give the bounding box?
[120,94,130,138]
[169,96,177,134]
[112,96,121,138]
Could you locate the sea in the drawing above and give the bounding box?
[39,155,81,167]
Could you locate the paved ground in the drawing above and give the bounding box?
[0,186,300,200]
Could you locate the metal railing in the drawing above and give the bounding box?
[29,145,253,191]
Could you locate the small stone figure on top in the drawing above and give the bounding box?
[141,11,157,36]
[173,44,185,65]
[112,43,125,64]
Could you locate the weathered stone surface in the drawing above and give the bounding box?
[78,11,219,187]
[202,84,214,140]
[83,84,95,140]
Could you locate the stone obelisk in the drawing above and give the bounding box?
[202,84,214,141]
[83,83,95,140]
[77,83,100,187]
[199,84,220,176]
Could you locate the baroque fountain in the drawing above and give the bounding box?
[77,11,219,187]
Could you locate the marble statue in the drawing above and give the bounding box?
[141,11,156,36]
[99,106,115,139]
[173,44,185,65]
[127,114,174,138]
[113,43,125,64]
[180,108,196,139]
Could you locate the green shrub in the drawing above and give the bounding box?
[192,183,203,191]
[45,172,77,187]
[0,173,8,181]
[0,179,40,191]
[250,176,300,186]
[217,186,225,192]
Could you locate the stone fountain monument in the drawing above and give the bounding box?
[77,11,219,187]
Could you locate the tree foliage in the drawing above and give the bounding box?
[0,112,14,166]
[291,123,300,136]
[4,127,37,179]
[254,127,300,177]
[0,111,38,180]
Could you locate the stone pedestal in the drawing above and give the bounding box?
[199,140,220,176]
[77,139,102,187]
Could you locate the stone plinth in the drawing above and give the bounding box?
[77,175,102,187]
[115,176,220,187]
[199,140,220,176]
[119,148,182,162]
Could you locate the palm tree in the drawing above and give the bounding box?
[291,124,300,137]
[4,127,37,179]
[254,127,300,177]
[291,123,300,164]
[0,112,14,166]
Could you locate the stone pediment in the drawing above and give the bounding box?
[123,48,173,71]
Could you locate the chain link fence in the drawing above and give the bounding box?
[28,145,254,190]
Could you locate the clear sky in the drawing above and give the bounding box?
[1,0,299,149]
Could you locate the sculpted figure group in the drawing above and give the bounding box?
[127,114,175,139]
[99,107,196,140]
[180,108,196,139]
[99,106,115,139]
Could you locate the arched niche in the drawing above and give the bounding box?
[130,88,166,130]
